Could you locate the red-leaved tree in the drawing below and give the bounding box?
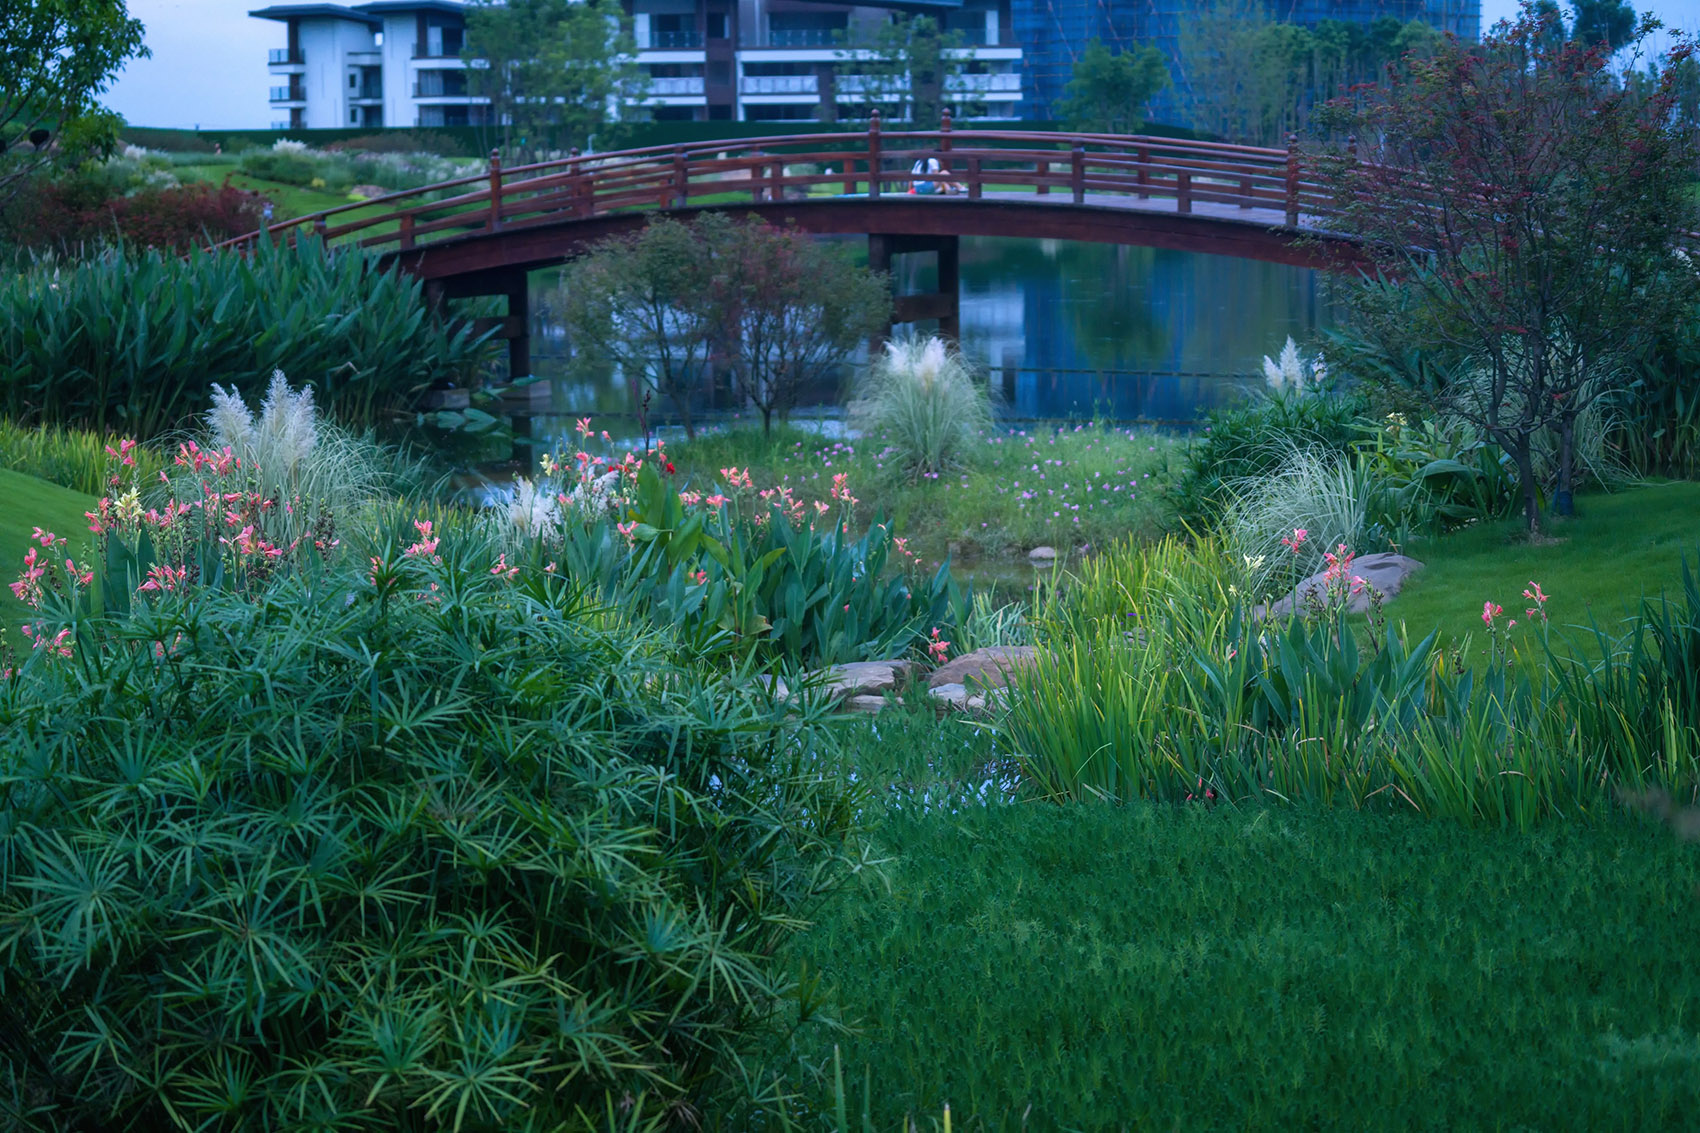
[1322,5,1696,530]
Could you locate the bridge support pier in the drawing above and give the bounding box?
[868,233,959,346]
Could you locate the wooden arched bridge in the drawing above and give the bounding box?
[221,115,1359,379]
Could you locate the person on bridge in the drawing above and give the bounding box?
[910,156,959,195]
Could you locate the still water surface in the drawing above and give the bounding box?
[524,236,1340,440]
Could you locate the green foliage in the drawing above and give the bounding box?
[843,15,965,124]
[1179,2,1441,144]
[1003,534,1700,828]
[790,785,1700,1128]
[1169,390,1365,530]
[848,337,993,480]
[237,145,320,186]
[0,0,146,205]
[663,421,1177,571]
[0,536,862,1128]
[0,237,493,438]
[1322,12,1696,530]
[1056,39,1169,134]
[463,0,647,158]
[0,469,93,630]
[562,216,888,440]
[0,421,165,495]
[546,463,962,669]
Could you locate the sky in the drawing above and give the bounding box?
[102,0,1700,130]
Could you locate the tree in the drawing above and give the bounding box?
[562,218,718,439]
[1056,39,1169,134]
[711,222,890,435]
[845,15,967,124]
[1570,0,1637,52]
[0,0,145,205]
[1321,5,1695,531]
[462,0,646,159]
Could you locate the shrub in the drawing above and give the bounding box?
[0,237,493,438]
[0,532,860,1127]
[1168,388,1366,530]
[505,435,962,669]
[1219,448,1388,599]
[0,178,264,253]
[848,336,993,479]
[238,145,325,187]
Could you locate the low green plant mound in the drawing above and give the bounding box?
[0,469,94,629]
[849,336,994,479]
[0,421,167,496]
[0,238,491,438]
[791,778,1700,1129]
[0,541,858,1128]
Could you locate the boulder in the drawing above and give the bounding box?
[928,682,970,710]
[844,694,890,714]
[812,659,912,700]
[927,682,1009,714]
[1027,545,1059,563]
[926,645,1038,690]
[1259,553,1425,618]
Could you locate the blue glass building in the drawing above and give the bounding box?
[1012,0,1480,125]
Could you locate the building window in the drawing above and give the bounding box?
[351,109,358,123]
[705,12,727,39]
[349,74,357,88]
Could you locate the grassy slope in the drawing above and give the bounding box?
[790,720,1700,1130]
[1387,481,1700,655]
[0,469,96,630]
[662,422,1179,592]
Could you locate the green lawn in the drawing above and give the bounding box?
[0,468,97,630]
[787,713,1700,1130]
[1386,480,1700,657]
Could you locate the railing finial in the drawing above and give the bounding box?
[940,105,952,133]
[489,147,500,172]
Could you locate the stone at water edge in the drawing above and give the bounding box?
[928,683,970,711]
[926,682,1009,714]
[1257,553,1425,618]
[1027,545,1059,563]
[845,695,890,714]
[812,659,913,700]
[926,645,1038,690]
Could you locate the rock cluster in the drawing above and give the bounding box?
[765,646,1039,716]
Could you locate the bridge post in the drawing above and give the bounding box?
[936,235,959,342]
[1071,144,1085,205]
[868,109,881,199]
[488,149,503,232]
[1136,145,1149,200]
[1177,171,1192,215]
[967,156,981,200]
[1285,133,1300,227]
[939,106,952,183]
[399,213,415,250]
[671,146,687,208]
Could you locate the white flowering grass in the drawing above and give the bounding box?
[849,335,994,478]
[1222,447,1374,600]
[1261,336,1328,396]
[179,372,423,544]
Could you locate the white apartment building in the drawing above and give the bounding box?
[254,0,1021,131]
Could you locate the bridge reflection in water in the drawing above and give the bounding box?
[522,237,1338,435]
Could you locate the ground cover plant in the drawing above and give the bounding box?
[784,750,1700,1129]
[661,418,1178,576]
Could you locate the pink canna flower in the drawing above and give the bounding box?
[1482,600,1503,627]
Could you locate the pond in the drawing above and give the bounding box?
[520,235,1340,444]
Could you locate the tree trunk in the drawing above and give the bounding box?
[1513,441,1541,534]
[1554,410,1577,517]
[761,403,773,436]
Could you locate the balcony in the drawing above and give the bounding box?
[740,74,818,96]
[413,80,470,98]
[947,72,1020,93]
[352,81,383,100]
[647,29,702,49]
[649,76,705,96]
[268,47,304,64]
[269,85,306,103]
[412,42,465,59]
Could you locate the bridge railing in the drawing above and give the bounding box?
[213,112,1340,258]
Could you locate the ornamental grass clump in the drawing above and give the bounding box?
[0,520,861,1128]
[850,336,993,479]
